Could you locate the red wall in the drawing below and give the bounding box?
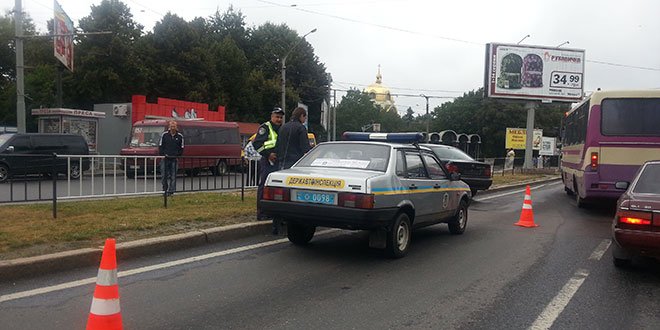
[131,95,225,124]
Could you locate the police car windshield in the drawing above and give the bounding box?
[296,143,390,172]
[130,126,164,147]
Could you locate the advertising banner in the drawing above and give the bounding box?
[54,1,74,71]
[505,128,543,150]
[485,43,585,102]
[539,136,557,156]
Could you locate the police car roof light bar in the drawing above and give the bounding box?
[343,132,424,143]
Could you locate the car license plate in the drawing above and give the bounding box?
[293,190,337,205]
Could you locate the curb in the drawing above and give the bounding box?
[0,177,561,283]
[0,221,272,282]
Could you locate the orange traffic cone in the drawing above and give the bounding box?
[515,185,538,227]
[87,239,123,330]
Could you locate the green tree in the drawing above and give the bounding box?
[70,0,146,109]
[431,88,566,157]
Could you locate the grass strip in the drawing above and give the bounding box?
[0,191,257,259]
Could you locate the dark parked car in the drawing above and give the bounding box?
[0,133,90,183]
[611,160,660,267]
[422,144,492,196]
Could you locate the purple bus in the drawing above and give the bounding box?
[561,90,660,207]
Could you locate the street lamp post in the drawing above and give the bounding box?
[421,94,430,142]
[281,28,317,121]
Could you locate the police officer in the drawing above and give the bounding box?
[252,107,284,221]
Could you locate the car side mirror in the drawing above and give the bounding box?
[450,172,461,181]
[6,146,14,153]
[615,181,629,190]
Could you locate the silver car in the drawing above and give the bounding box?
[261,133,471,257]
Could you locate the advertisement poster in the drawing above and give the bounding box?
[54,1,74,71]
[485,43,585,102]
[505,128,543,150]
[539,136,557,156]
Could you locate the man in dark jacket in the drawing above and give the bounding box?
[159,120,184,196]
[252,107,284,220]
[276,107,312,170]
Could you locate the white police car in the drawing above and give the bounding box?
[261,132,471,257]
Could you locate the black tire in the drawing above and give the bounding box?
[69,164,81,179]
[0,164,9,183]
[575,191,585,208]
[612,243,632,268]
[470,189,478,197]
[613,256,632,268]
[448,200,468,235]
[126,170,136,179]
[186,168,200,177]
[287,222,316,245]
[212,160,229,176]
[565,186,574,196]
[386,212,412,258]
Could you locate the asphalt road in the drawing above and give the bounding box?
[1,182,658,329]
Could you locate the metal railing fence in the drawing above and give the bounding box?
[0,154,262,218]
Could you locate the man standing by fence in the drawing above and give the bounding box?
[253,107,284,220]
[159,121,184,196]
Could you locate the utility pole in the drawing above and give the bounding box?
[15,0,26,133]
[421,94,430,142]
[523,102,536,169]
[332,89,337,141]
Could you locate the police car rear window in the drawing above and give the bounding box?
[296,144,390,171]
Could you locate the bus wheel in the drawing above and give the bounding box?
[576,192,585,208]
[565,186,574,196]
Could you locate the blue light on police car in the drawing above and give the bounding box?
[343,132,424,143]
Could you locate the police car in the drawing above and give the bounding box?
[261,132,471,257]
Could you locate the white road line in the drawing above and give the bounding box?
[0,229,337,303]
[475,183,550,202]
[589,239,612,260]
[528,268,590,330]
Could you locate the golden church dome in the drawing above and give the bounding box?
[364,66,395,111]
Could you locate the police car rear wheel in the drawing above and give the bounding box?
[287,222,316,245]
[386,213,411,258]
[448,200,468,235]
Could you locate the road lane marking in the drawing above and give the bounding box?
[589,239,611,260]
[529,268,590,330]
[475,183,552,202]
[0,229,337,303]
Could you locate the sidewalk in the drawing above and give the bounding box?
[0,175,560,282]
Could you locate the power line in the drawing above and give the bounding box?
[333,80,464,94]
[256,0,660,72]
[255,0,482,45]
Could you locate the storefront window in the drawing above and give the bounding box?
[40,117,61,133]
[62,117,97,151]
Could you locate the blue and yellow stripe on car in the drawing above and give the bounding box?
[372,186,470,195]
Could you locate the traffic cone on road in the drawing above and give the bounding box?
[515,185,538,227]
[86,239,123,330]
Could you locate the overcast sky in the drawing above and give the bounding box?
[10,0,660,115]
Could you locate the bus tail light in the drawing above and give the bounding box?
[590,152,598,171]
[446,164,460,173]
[338,193,374,209]
[263,187,290,201]
[617,210,652,226]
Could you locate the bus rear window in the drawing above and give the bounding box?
[601,98,660,136]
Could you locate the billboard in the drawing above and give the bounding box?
[539,136,557,156]
[485,43,585,102]
[54,1,74,71]
[506,128,542,150]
